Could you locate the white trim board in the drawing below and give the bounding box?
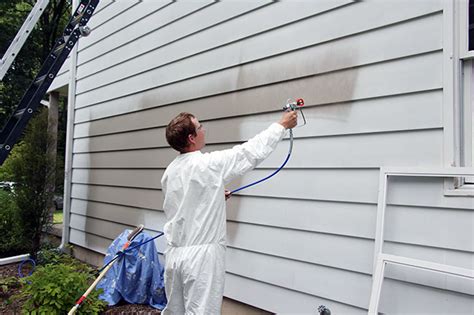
[369,167,474,314]
[368,253,474,314]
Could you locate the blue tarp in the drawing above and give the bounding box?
[97,230,167,309]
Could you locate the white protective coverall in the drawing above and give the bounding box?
[161,122,286,315]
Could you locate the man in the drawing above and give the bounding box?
[161,110,298,314]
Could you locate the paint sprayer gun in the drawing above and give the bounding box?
[230,97,305,195]
[283,98,306,127]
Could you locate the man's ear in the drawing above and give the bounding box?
[188,133,196,145]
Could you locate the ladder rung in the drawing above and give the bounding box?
[71,14,84,27]
[14,108,26,119]
[34,74,46,85]
[33,73,53,86]
[53,42,66,55]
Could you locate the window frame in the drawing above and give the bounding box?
[443,0,474,196]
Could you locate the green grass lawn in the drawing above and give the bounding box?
[53,210,63,224]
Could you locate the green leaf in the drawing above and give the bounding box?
[13,262,106,314]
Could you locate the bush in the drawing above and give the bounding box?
[14,263,108,314]
[0,190,28,257]
[36,247,93,274]
[36,246,71,266]
[8,108,55,257]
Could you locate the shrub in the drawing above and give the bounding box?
[8,108,55,257]
[14,263,108,314]
[36,246,94,274]
[36,246,71,266]
[0,190,28,257]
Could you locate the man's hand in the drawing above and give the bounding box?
[279,110,298,129]
[225,189,231,201]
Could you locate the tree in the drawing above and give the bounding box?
[9,107,55,257]
[0,1,70,256]
[0,0,70,127]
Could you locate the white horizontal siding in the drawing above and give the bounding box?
[224,272,366,314]
[77,0,143,51]
[74,50,442,123]
[85,0,115,23]
[387,176,474,210]
[76,1,443,97]
[72,129,443,169]
[72,97,443,150]
[226,247,372,309]
[70,199,167,237]
[73,89,442,138]
[77,0,215,67]
[73,148,178,168]
[75,0,349,89]
[72,168,164,189]
[227,221,374,274]
[71,183,163,209]
[70,183,473,257]
[74,0,441,108]
[229,168,378,204]
[70,228,112,254]
[76,0,274,84]
[385,205,474,252]
[71,168,380,203]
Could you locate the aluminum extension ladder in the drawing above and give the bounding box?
[0,0,100,166]
[0,0,51,80]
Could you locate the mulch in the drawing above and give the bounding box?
[103,302,162,314]
[0,262,161,314]
[0,262,24,314]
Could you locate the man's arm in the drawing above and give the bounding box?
[209,111,297,184]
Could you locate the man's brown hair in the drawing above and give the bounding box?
[165,112,197,153]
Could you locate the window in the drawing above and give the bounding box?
[445,0,474,195]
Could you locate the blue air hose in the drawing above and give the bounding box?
[18,258,36,278]
[230,128,293,194]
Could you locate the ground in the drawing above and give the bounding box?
[0,262,161,314]
[0,262,24,314]
[53,210,63,224]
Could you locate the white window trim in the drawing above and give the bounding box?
[369,167,474,314]
[443,0,474,196]
[461,60,474,185]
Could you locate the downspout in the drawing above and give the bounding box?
[60,0,79,251]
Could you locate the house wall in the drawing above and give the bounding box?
[56,0,473,313]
